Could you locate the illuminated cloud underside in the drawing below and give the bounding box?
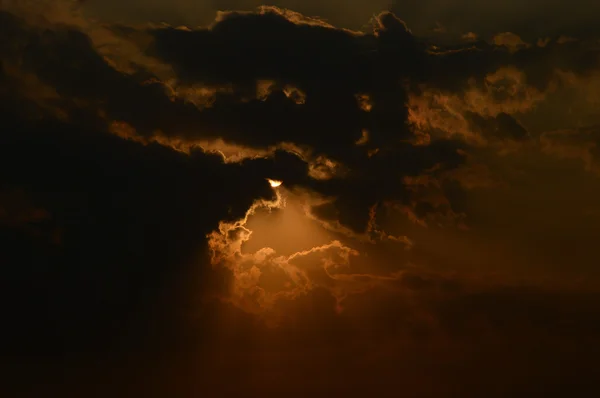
[206,187,414,317]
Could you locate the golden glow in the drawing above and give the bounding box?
[355,93,373,112]
[268,179,283,188]
[206,187,415,317]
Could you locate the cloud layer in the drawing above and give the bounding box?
[2,2,600,397]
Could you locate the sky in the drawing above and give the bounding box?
[1,1,600,397]
[83,0,600,39]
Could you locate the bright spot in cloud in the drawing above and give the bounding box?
[268,179,283,188]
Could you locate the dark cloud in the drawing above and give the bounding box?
[466,111,529,141]
[141,9,466,230]
[7,6,599,233]
[0,107,277,355]
[0,10,292,357]
[144,9,412,157]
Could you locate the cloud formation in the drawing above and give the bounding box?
[2,2,600,397]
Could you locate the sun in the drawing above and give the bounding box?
[267,179,283,188]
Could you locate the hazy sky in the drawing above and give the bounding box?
[83,0,600,38]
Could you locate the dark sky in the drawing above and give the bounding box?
[83,0,600,38]
[2,1,600,397]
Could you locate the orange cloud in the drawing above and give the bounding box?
[408,67,547,147]
[355,93,373,112]
[206,187,415,318]
[493,32,529,52]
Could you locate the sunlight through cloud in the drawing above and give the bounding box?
[267,178,283,188]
